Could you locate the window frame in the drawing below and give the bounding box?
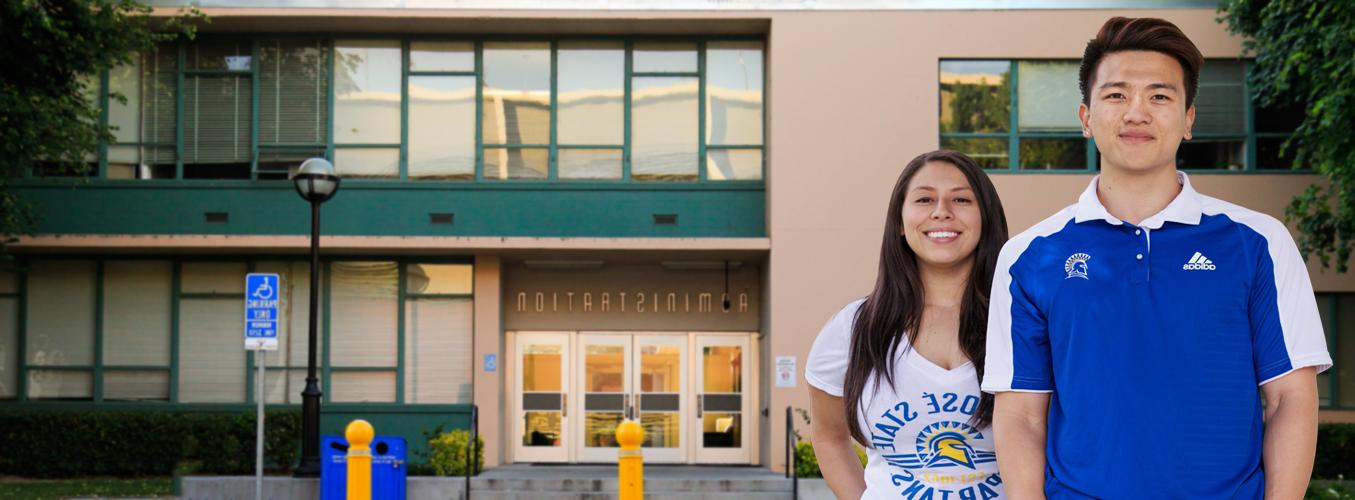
[0,255,474,408]
[938,58,1304,174]
[84,34,766,186]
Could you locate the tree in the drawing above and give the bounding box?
[0,0,199,252]
[1220,1,1355,272]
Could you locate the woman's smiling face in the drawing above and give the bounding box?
[901,161,983,271]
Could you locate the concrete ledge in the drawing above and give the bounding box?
[178,476,468,500]
[795,478,834,500]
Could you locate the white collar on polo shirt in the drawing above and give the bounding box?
[1073,171,1204,229]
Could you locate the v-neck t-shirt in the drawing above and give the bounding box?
[807,299,1005,500]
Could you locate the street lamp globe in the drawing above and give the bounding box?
[293,158,340,202]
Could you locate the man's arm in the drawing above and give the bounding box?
[809,387,867,499]
[1261,367,1319,500]
[993,391,1051,500]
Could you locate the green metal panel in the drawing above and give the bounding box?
[1007,61,1019,171]
[549,41,559,182]
[623,42,633,182]
[250,40,261,181]
[396,265,406,404]
[401,39,411,181]
[698,41,708,183]
[176,42,186,179]
[98,69,110,179]
[10,183,766,237]
[474,41,484,182]
[320,404,475,465]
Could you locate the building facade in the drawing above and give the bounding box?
[4,1,1352,472]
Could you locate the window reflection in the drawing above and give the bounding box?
[632,77,698,181]
[483,43,550,146]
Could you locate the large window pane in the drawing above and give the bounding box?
[632,77,698,181]
[1255,100,1304,133]
[484,147,547,180]
[179,299,246,403]
[0,298,16,399]
[108,61,141,144]
[254,261,314,371]
[335,40,402,144]
[940,61,1010,133]
[330,262,397,368]
[1257,136,1297,170]
[558,42,624,146]
[707,149,762,181]
[405,264,473,295]
[482,43,550,146]
[1177,138,1244,170]
[259,39,329,146]
[1017,61,1081,132]
[103,261,171,366]
[182,262,246,294]
[410,41,473,72]
[334,148,399,179]
[559,149,622,180]
[706,42,763,146]
[941,137,1008,169]
[183,76,251,178]
[405,299,473,403]
[1193,60,1246,134]
[26,260,95,366]
[1020,138,1087,170]
[634,43,697,73]
[409,76,476,180]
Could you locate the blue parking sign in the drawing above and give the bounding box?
[245,274,280,351]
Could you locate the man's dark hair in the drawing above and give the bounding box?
[1079,17,1205,109]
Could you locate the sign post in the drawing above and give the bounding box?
[245,273,280,500]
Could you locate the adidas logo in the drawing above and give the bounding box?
[1183,252,1216,271]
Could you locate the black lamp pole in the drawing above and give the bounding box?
[293,159,339,477]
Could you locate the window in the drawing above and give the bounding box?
[939,59,1303,172]
[86,37,764,184]
[1,258,471,406]
[1318,293,1355,409]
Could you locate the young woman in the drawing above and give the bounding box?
[805,150,1008,499]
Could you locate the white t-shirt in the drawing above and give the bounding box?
[805,299,1005,500]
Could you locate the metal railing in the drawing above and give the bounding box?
[785,406,798,499]
[466,404,479,499]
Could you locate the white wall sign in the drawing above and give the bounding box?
[775,356,796,388]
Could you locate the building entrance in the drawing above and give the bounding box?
[511,331,753,464]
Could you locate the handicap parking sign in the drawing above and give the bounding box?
[245,273,280,351]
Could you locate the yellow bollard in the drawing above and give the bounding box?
[346,419,375,500]
[615,419,644,500]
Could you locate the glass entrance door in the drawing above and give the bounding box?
[634,334,687,463]
[574,334,631,462]
[693,334,751,463]
[512,332,570,462]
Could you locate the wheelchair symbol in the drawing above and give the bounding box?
[252,280,275,300]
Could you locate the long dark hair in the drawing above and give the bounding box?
[842,150,1008,446]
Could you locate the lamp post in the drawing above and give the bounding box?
[292,158,340,477]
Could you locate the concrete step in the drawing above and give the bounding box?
[470,477,792,493]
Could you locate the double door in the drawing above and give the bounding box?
[512,331,752,464]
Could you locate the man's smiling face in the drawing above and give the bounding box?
[1079,50,1195,175]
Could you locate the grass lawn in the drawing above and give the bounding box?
[0,477,173,499]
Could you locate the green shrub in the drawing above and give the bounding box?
[1307,482,1355,500]
[1316,424,1355,480]
[0,410,300,478]
[793,440,866,479]
[427,429,484,476]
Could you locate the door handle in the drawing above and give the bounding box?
[697,395,703,417]
[633,393,640,417]
[561,394,568,418]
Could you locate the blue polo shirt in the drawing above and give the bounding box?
[982,173,1331,499]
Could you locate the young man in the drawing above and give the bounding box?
[981,17,1331,499]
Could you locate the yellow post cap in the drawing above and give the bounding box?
[615,419,644,449]
[346,419,375,448]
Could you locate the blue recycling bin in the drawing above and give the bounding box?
[320,435,408,500]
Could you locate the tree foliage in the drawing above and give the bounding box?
[0,0,198,251]
[1220,0,1355,272]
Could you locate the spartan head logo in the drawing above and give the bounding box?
[1065,252,1091,280]
[884,421,996,472]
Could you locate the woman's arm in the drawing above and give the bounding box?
[809,387,867,499]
